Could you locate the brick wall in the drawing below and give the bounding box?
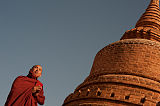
[63,39,160,106]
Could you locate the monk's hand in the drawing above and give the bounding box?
[32,85,42,94]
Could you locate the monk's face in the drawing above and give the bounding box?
[30,65,42,78]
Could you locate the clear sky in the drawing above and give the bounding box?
[0,0,150,106]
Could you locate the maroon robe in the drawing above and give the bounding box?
[5,75,45,106]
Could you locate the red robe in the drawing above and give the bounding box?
[5,75,45,106]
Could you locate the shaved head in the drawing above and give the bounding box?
[30,65,42,78]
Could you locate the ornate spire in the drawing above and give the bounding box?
[121,0,160,42]
[135,0,160,30]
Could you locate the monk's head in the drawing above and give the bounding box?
[29,65,42,78]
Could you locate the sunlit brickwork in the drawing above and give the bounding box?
[63,0,160,105]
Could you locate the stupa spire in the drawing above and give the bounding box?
[121,0,160,42]
[135,0,160,30]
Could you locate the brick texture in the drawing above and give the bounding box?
[63,0,160,106]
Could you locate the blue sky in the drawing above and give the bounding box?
[0,0,149,106]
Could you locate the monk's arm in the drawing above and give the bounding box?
[34,88,45,105]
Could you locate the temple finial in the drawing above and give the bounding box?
[121,0,160,42]
[135,0,160,30]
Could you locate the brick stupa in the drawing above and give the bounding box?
[63,0,160,105]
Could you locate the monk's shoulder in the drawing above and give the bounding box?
[16,75,27,79]
[11,76,28,88]
[14,76,28,82]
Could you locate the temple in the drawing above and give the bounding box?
[63,0,160,105]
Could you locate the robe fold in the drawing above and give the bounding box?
[5,76,45,106]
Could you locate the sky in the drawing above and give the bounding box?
[0,0,150,106]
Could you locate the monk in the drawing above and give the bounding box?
[5,65,45,106]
